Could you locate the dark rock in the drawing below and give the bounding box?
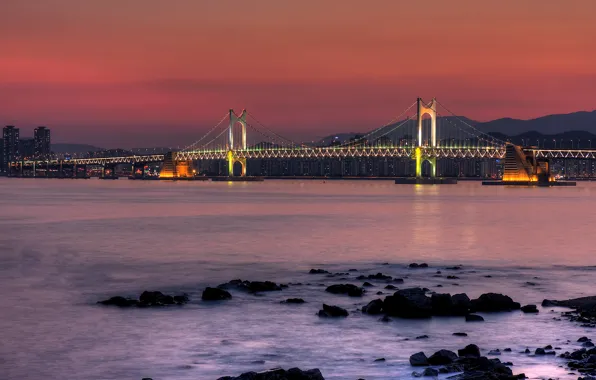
[470,293,521,312]
[465,314,484,322]
[446,266,462,270]
[357,273,393,281]
[521,304,538,313]
[325,284,364,297]
[503,348,512,352]
[348,269,358,272]
[379,315,391,322]
[139,291,175,306]
[488,349,501,356]
[97,296,138,307]
[542,295,596,319]
[309,269,329,274]
[384,284,397,290]
[361,299,384,315]
[383,288,432,318]
[420,368,439,377]
[535,348,546,355]
[374,358,385,362]
[202,287,232,301]
[416,335,429,340]
[217,367,325,380]
[283,298,305,304]
[173,295,189,304]
[458,344,480,358]
[376,291,383,295]
[428,349,458,365]
[453,332,468,337]
[431,293,455,316]
[578,337,591,342]
[362,282,374,287]
[410,352,429,366]
[452,293,472,315]
[447,275,460,280]
[409,263,429,268]
[318,304,348,317]
[220,279,282,293]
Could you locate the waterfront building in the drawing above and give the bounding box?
[2,126,19,173]
[34,126,51,157]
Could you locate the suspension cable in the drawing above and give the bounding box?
[181,113,229,152]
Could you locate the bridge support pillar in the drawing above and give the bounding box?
[415,148,436,178]
[227,150,246,177]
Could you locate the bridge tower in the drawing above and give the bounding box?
[415,97,438,178]
[227,109,248,177]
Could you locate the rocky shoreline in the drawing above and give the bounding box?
[96,264,594,379]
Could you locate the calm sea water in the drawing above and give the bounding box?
[1,178,595,380]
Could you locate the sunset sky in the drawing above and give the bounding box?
[1,0,595,147]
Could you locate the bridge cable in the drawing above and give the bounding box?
[181,113,229,152]
[435,100,507,145]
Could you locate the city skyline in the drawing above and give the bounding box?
[1,1,596,147]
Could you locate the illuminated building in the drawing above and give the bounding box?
[2,126,19,173]
[502,144,553,183]
[34,127,51,157]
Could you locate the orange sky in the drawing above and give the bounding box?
[1,0,595,147]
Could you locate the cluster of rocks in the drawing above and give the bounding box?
[409,263,429,268]
[325,284,364,297]
[560,337,596,379]
[543,296,596,327]
[361,287,522,319]
[356,272,397,281]
[409,345,525,379]
[218,367,325,380]
[98,291,189,307]
[217,279,285,293]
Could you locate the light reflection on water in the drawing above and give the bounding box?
[0,178,595,379]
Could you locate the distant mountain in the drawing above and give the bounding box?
[476,111,596,135]
[51,143,104,153]
[320,111,596,145]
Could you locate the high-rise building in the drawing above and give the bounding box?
[0,139,4,175]
[34,126,51,157]
[2,126,19,173]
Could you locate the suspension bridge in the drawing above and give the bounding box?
[11,98,596,180]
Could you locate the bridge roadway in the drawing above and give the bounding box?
[17,147,596,166]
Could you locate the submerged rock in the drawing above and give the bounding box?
[282,298,305,304]
[325,284,364,297]
[361,299,384,315]
[98,296,138,307]
[356,273,393,281]
[383,287,433,318]
[219,279,283,293]
[318,304,348,317]
[217,367,325,380]
[521,304,538,313]
[410,352,429,366]
[202,287,232,301]
[98,291,188,308]
[428,349,458,365]
[470,293,521,312]
[458,344,480,358]
[309,269,329,274]
[465,314,485,322]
